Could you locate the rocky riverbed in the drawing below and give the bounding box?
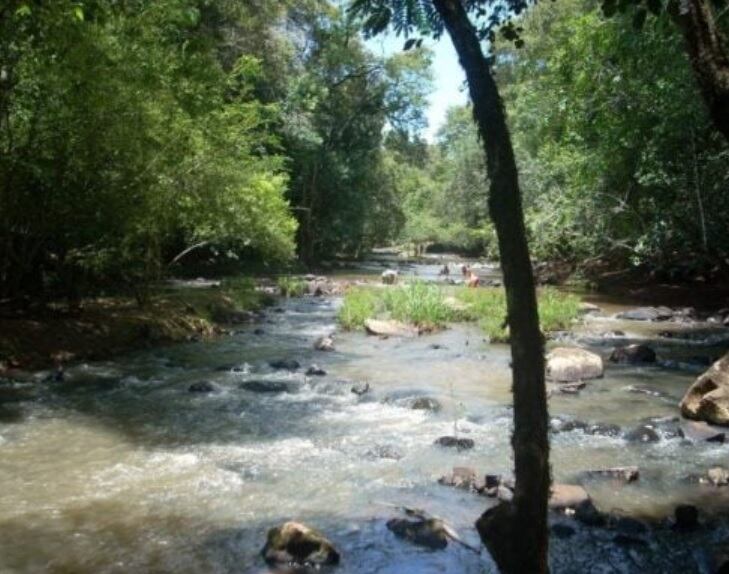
[2,258,729,573]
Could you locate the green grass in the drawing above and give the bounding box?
[456,286,580,341]
[338,282,581,342]
[277,276,307,297]
[338,282,456,331]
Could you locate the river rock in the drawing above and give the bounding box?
[381,269,398,285]
[583,466,639,483]
[351,382,370,396]
[240,380,291,393]
[305,365,327,376]
[411,397,442,412]
[366,444,403,460]
[269,359,300,371]
[609,344,657,364]
[261,521,340,567]
[438,466,484,492]
[549,484,591,510]
[188,381,216,393]
[550,418,589,433]
[364,319,419,337]
[624,424,660,443]
[386,517,448,550]
[680,352,729,426]
[586,422,622,437]
[546,347,604,382]
[314,336,335,351]
[435,436,474,450]
[617,306,675,321]
[680,419,726,443]
[708,467,729,486]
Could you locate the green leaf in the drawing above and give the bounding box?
[403,38,417,51]
[15,3,32,17]
[73,6,85,21]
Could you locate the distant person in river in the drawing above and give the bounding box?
[439,264,450,276]
[467,271,480,288]
[461,264,469,277]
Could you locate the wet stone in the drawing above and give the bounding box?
[261,521,340,567]
[386,518,448,550]
[438,467,483,492]
[188,381,216,393]
[624,425,661,443]
[239,380,291,394]
[268,359,300,371]
[610,344,657,364]
[434,436,474,450]
[411,397,442,412]
[305,365,327,377]
[586,422,622,437]
[583,466,640,483]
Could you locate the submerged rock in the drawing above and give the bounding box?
[411,397,442,412]
[616,306,675,321]
[708,467,729,486]
[314,336,335,352]
[680,352,729,426]
[546,347,604,382]
[188,381,216,393]
[586,422,622,437]
[364,319,418,338]
[269,359,300,371]
[305,365,327,377]
[261,521,340,567]
[386,517,448,550]
[583,466,639,483]
[578,302,601,315]
[434,436,474,450]
[624,425,660,443]
[351,382,370,396]
[609,344,657,364]
[240,380,291,393]
[366,444,403,460]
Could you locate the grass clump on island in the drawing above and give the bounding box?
[337,282,581,341]
[277,276,308,297]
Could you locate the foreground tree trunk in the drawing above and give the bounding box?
[431,1,550,573]
[673,0,729,141]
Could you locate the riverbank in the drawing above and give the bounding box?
[0,278,278,374]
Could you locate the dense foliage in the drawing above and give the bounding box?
[0,0,432,301]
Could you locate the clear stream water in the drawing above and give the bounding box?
[2,257,729,573]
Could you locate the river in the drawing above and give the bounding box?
[2,256,729,573]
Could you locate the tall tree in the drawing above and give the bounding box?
[350,1,550,572]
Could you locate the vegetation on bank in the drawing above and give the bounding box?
[337,282,581,341]
[0,279,271,371]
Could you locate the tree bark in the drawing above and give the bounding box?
[431,1,550,573]
[673,0,729,141]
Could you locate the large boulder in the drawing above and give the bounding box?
[680,352,729,426]
[364,319,419,338]
[261,521,340,567]
[546,347,604,382]
[314,336,335,352]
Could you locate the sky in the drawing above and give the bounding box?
[366,34,467,142]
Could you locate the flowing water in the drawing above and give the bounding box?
[2,258,729,573]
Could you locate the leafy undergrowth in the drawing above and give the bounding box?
[338,282,581,341]
[0,277,271,371]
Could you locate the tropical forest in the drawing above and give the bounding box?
[3,0,729,572]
